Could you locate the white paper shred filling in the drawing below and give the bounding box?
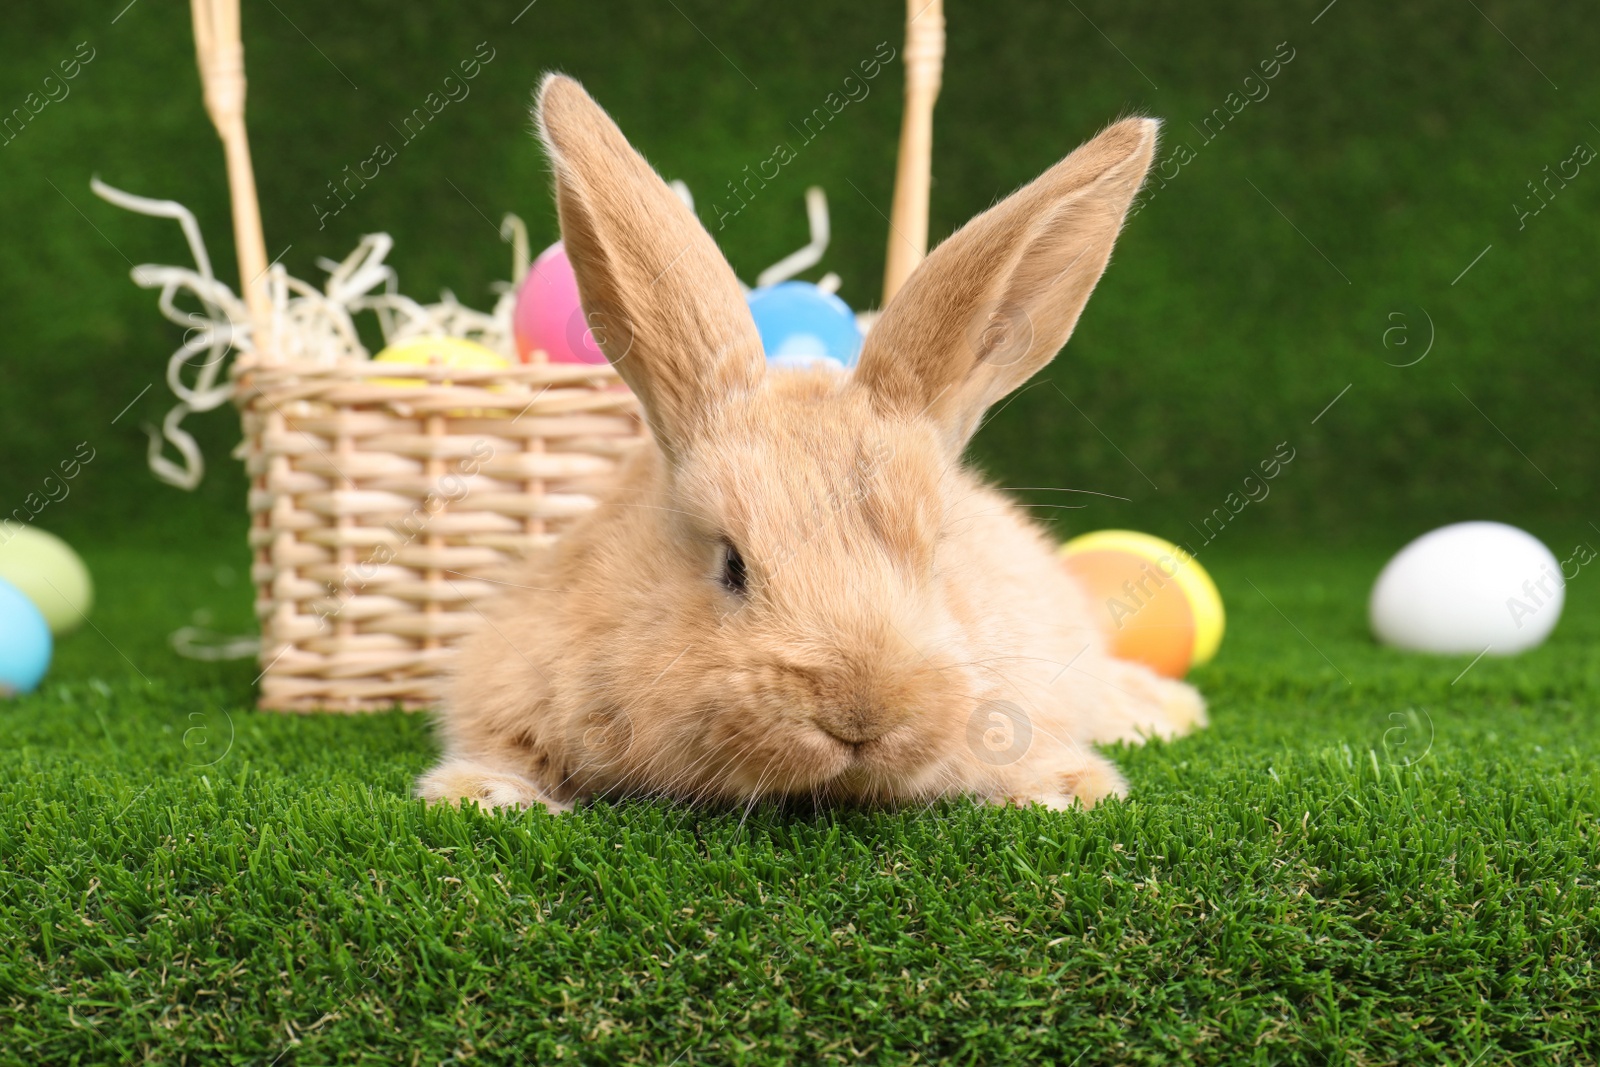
[91,177,529,491]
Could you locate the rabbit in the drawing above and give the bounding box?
[415,74,1205,815]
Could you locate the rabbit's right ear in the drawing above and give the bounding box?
[853,118,1158,453]
[537,75,766,461]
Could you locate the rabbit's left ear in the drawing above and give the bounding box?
[853,118,1158,452]
[537,74,766,462]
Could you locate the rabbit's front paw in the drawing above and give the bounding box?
[415,758,572,814]
[994,754,1128,811]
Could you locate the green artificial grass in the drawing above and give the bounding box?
[3,537,1598,1065]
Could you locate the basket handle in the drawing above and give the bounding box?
[881,0,944,305]
[191,0,272,352]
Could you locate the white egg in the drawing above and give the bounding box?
[1370,521,1564,655]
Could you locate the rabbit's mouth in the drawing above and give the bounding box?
[702,656,968,800]
[707,720,925,801]
[816,725,885,769]
[815,714,894,751]
[802,720,943,797]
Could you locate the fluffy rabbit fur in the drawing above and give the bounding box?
[416,75,1205,814]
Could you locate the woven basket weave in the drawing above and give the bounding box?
[233,356,644,712]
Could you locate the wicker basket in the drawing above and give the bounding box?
[233,357,643,711]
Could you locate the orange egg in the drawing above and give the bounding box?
[1058,531,1224,679]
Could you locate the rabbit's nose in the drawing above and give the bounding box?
[815,706,896,746]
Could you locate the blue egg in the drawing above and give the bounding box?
[746,281,863,370]
[0,576,51,696]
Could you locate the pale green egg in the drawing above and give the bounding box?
[0,523,93,635]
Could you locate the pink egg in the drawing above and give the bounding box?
[513,242,608,365]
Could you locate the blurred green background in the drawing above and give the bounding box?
[2,0,1594,558]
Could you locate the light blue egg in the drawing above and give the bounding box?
[746,281,863,370]
[0,576,51,696]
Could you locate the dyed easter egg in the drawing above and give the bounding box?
[0,523,92,635]
[513,242,608,365]
[746,282,862,371]
[1059,530,1224,678]
[0,576,51,695]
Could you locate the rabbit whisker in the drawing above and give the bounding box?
[999,487,1133,502]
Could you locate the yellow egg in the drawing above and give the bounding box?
[369,337,513,417]
[370,337,510,388]
[1058,530,1224,677]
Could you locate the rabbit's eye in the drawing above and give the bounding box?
[720,541,748,596]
